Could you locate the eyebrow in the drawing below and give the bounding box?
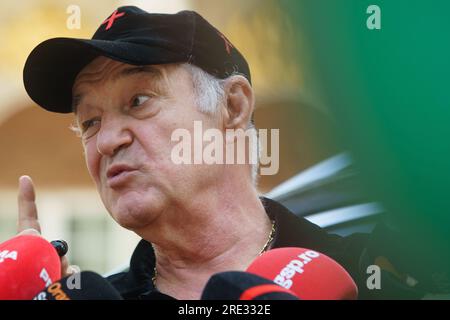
[71,65,163,114]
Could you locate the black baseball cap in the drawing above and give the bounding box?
[23,6,251,114]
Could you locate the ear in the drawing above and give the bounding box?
[221,76,255,130]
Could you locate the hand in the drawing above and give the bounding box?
[17,175,79,278]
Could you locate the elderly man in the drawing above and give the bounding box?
[19,6,443,300]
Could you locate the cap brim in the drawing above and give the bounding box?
[23,38,187,113]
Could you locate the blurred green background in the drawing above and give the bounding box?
[282,0,450,271]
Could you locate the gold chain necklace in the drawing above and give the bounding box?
[151,219,276,289]
[258,219,276,256]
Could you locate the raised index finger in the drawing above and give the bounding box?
[17,175,41,234]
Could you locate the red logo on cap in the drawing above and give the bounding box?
[218,32,233,55]
[102,10,125,30]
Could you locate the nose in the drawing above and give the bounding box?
[96,114,132,157]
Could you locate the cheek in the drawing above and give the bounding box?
[83,140,101,184]
[134,123,170,161]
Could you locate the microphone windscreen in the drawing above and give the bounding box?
[33,271,123,300]
[247,247,358,300]
[0,235,61,300]
[201,271,299,300]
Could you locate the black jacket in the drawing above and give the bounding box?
[107,197,435,299]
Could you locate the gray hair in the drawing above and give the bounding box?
[182,63,259,187]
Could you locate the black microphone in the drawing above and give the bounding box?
[201,271,299,300]
[33,271,123,300]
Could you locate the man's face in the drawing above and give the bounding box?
[72,57,221,230]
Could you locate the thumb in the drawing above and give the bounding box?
[17,175,41,234]
[17,228,41,237]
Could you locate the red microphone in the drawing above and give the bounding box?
[246,247,358,300]
[0,235,61,300]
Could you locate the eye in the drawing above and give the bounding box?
[131,94,151,108]
[81,118,100,131]
[80,117,101,139]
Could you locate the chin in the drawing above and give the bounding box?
[106,189,165,230]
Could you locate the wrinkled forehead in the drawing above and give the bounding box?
[74,56,122,84]
[73,56,164,93]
